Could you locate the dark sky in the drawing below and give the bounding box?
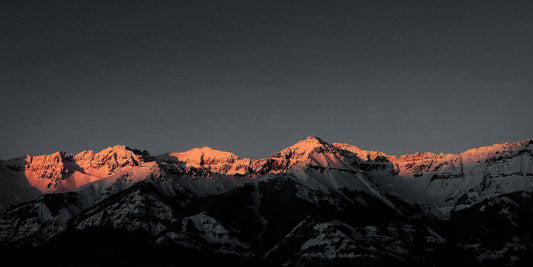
[1,0,532,159]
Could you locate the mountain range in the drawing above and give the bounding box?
[1,136,533,266]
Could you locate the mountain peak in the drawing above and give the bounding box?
[288,136,329,149]
[272,136,332,160]
[169,147,239,168]
[304,136,327,143]
[100,145,129,153]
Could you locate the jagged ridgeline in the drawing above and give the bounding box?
[1,137,533,266]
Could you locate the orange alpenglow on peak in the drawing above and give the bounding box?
[169,146,240,168]
[280,136,330,152]
[1,137,533,213]
[22,145,145,194]
[270,136,357,170]
[301,136,327,144]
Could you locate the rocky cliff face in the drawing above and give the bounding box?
[2,145,143,195]
[166,136,361,177]
[2,137,532,216]
[73,145,144,176]
[1,137,532,266]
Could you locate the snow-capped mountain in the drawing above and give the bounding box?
[1,137,532,266]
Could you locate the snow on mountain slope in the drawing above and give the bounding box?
[333,143,390,161]
[334,139,533,179]
[69,171,244,235]
[156,212,253,256]
[163,136,361,177]
[1,137,532,219]
[358,139,533,217]
[73,145,144,177]
[169,147,240,174]
[0,158,250,245]
[0,161,163,245]
[24,151,101,194]
[296,221,409,260]
[0,158,41,213]
[1,137,533,266]
[0,145,146,210]
[267,137,531,216]
[266,216,445,265]
[23,145,144,194]
[35,169,247,245]
[271,136,358,170]
[173,136,394,209]
[277,168,394,210]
